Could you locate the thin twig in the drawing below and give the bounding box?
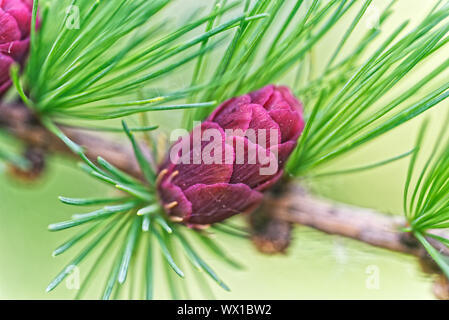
[0,103,147,178]
[268,183,449,257]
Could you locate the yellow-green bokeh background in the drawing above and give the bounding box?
[0,0,447,299]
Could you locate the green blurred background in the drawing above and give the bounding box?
[0,0,447,299]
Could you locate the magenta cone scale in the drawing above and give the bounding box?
[158,85,305,225]
[0,0,34,97]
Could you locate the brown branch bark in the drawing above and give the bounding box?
[0,103,145,178]
[1,103,449,259]
[266,183,449,257]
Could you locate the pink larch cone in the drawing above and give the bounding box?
[158,85,305,225]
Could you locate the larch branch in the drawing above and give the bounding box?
[1,102,448,259]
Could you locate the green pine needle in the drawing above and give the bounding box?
[122,121,156,184]
[24,0,262,123]
[0,148,30,171]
